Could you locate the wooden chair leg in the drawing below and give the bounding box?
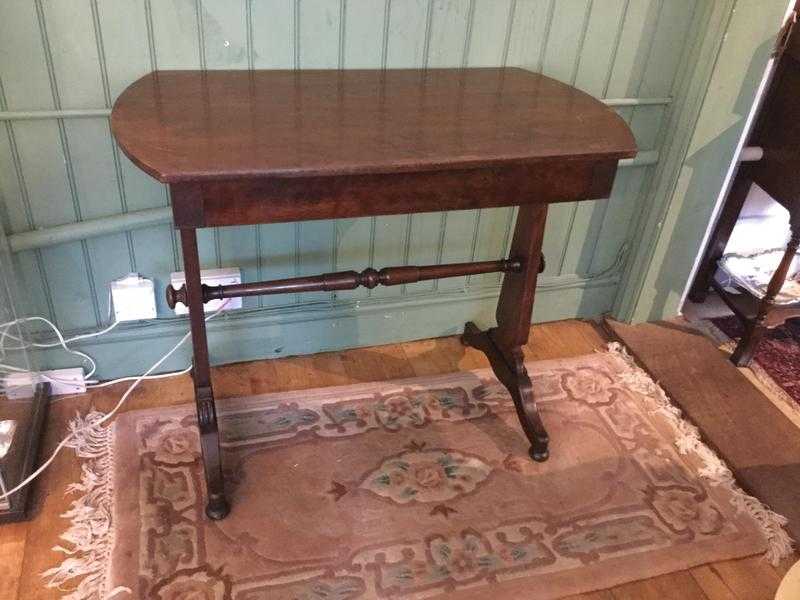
[180,228,230,520]
[462,203,550,461]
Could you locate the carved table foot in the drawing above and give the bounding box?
[195,384,230,520]
[462,321,550,461]
[205,494,231,521]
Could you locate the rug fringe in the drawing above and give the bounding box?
[605,342,793,565]
[40,411,128,600]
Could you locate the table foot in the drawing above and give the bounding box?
[529,441,549,462]
[205,494,231,520]
[196,383,229,519]
[463,321,550,462]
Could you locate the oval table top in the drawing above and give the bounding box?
[111,68,637,184]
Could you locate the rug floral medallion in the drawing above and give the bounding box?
[104,351,774,600]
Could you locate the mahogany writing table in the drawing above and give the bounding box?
[111,68,636,520]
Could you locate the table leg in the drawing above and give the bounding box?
[688,167,752,303]
[179,228,230,520]
[462,203,550,461]
[731,223,800,366]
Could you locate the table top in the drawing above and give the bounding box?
[111,68,636,184]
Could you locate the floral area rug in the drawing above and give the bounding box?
[45,346,790,599]
[710,315,800,406]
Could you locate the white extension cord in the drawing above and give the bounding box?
[0,301,228,501]
[0,288,119,386]
[0,316,113,384]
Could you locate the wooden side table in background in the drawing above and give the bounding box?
[689,8,800,366]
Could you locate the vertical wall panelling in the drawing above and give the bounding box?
[148,0,201,69]
[33,1,102,329]
[558,0,628,277]
[342,0,387,68]
[251,0,295,68]
[257,222,297,309]
[0,0,713,378]
[90,0,137,283]
[505,0,551,71]
[0,39,55,325]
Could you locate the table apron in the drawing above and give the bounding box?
[170,160,619,228]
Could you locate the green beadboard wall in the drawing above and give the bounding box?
[0,0,702,379]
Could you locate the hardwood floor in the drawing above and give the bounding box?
[0,319,794,599]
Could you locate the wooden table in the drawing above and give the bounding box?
[111,68,636,520]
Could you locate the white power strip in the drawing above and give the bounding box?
[3,367,86,398]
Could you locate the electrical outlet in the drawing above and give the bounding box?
[111,273,157,322]
[170,267,242,315]
[3,367,86,398]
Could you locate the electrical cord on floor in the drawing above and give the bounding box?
[0,316,109,382]
[0,298,197,391]
[0,300,229,502]
[0,289,118,385]
[85,364,193,389]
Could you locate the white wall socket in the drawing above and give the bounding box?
[170,267,242,315]
[4,367,86,398]
[110,273,158,322]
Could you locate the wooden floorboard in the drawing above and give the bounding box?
[0,319,793,599]
[610,570,709,600]
[605,317,800,545]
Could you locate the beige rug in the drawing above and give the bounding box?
[45,346,790,599]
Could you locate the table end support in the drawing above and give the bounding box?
[462,322,550,461]
[181,228,230,520]
[461,203,551,462]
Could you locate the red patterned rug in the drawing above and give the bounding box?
[43,347,790,599]
[711,316,800,405]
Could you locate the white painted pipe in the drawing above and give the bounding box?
[740,145,764,162]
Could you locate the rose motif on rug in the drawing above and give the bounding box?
[368,526,555,594]
[562,367,616,405]
[359,448,492,504]
[375,392,428,428]
[323,386,485,434]
[143,421,201,465]
[645,485,724,536]
[370,387,476,430]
